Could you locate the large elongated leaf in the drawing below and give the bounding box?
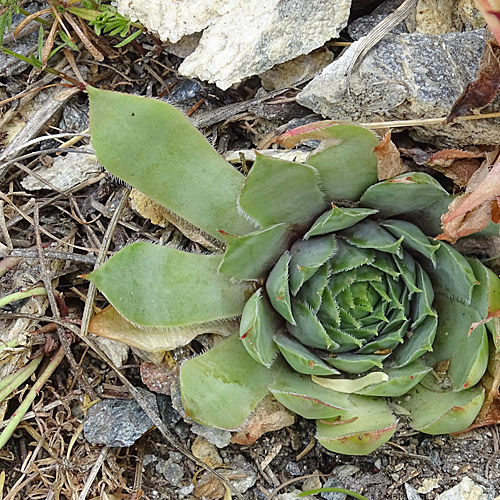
[180,334,273,429]
[238,153,326,228]
[316,395,396,455]
[359,173,452,219]
[219,224,291,280]
[305,125,379,202]
[402,384,485,434]
[423,294,488,390]
[87,86,255,239]
[87,242,252,327]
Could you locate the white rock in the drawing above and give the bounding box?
[435,477,486,500]
[92,336,129,368]
[117,0,351,89]
[21,148,99,191]
[417,477,441,494]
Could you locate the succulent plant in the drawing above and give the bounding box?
[86,86,500,455]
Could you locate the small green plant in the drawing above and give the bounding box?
[0,0,143,76]
[67,2,143,48]
[85,86,500,455]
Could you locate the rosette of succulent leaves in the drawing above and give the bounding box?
[85,87,500,455]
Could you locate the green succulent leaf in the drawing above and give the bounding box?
[381,219,440,265]
[402,384,485,434]
[238,153,326,228]
[330,239,375,274]
[316,395,397,455]
[289,235,337,295]
[219,224,291,280]
[270,364,348,418]
[324,353,390,374]
[266,252,295,324]
[296,262,330,311]
[306,125,379,202]
[274,332,339,376]
[355,361,432,396]
[424,294,488,390]
[485,266,500,351]
[312,372,390,393]
[239,289,280,368]
[88,86,255,239]
[180,334,273,429]
[359,172,451,219]
[304,206,378,239]
[425,242,477,304]
[87,242,251,327]
[341,220,404,257]
[390,315,438,368]
[288,300,339,350]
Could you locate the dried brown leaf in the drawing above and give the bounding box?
[12,8,51,38]
[62,12,104,61]
[492,196,500,223]
[231,395,294,445]
[475,0,500,44]
[428,149,486,166]
[446,29,500,123]
[432,158,483,188]
[402,147,485,187]
[437,192,492,243]
[374,131,409,180]
[443,155,500,223]
[194,472,226,499]
[41,18,59,70]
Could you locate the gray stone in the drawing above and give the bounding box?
[297,29,500,148]
[334,465,361,479]
[348,0,409,40]
[178,483,194,498]
[59,99,89,132]
[285,461,302,476]
[405,483,423,500]
[231,466,258,493]
[190,422,232,448]
[117,0,351,90]
[321,478,347,500]
[157,460,184,487]
[83,390,157,447]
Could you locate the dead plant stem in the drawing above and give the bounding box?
[34,206,97,399]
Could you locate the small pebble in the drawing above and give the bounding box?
[321,478,347,500]
[285,461,302,476]
[404,483,423,500]
[191,422,232,448]
[334,465,360,478]
[83,389,157,447]
[156,460,184,487]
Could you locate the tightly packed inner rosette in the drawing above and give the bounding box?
[85,87,500,455]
